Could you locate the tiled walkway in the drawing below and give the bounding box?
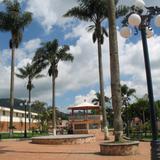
[0,134,150,160]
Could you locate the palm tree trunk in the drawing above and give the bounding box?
[52,70,56,136]
[28,87,31,131]
[97,28,109,140]
[108,0,123,142]
[9,46,15,136]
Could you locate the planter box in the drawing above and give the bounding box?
[100,141,139,156]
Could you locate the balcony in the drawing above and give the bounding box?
[69,115,102,121]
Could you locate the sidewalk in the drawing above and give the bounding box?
[0,133,150,160]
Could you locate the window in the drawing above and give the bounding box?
[3,110,5,116]
[74,124,87,129]
[16,113,18,117]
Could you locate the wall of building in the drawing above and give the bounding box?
[0,106,38,132]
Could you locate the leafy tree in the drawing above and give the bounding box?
[33,39,73,135]
[126,98,150,123]
[121,84,136,130]
[0,0,32,135]
[92,92,110,106]
[31,101,49,132]
[16,62,44,129]
[155,100,160,120]
[121,84,136,106]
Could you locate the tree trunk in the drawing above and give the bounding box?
[28,85,31,131]
[97,25,109,140]
[9,45,15,136]
[108,0,123,142]
[142,110,145,123]
[52,70,56,136]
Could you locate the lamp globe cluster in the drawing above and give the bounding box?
[120,0,160,39]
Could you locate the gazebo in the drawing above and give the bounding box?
[68,101,102,135]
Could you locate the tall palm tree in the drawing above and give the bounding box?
[64,0,128,140]
[16,62,44,130]
[0,0,32,135]
[64,0,109,139]
[108,0,123,142]
[33,39,74,135]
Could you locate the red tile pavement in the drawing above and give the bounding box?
[0,133,150,160]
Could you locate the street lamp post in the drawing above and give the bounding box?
[20,100,28,138]
[120,0,160,159]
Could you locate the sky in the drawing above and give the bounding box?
[0,0,160,113]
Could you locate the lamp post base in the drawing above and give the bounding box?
[151,140,160,160]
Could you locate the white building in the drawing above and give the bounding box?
[0,106,38,132]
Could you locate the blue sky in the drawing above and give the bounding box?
[1,0,160,113]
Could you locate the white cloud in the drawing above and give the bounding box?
[1,21,160,108]
[26,0,77,32]
[74,90,97,105]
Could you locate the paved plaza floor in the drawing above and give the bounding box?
[0,133,150,160]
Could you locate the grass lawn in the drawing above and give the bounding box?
[0,132,49,139]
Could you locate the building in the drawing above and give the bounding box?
[68,102,102,135]
[0,106,38,132]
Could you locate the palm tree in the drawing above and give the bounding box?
[0,0,32,135]
[121,84,136,137]
[64,0,128,140]
[92,92,110,106]
[121,84,136,106]
[16,62,44,130]
[108,0,124,142]
[33,39,74,135]
[64,0,109,139]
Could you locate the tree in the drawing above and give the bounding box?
[92,92,110,106]
[64,0,109,139]
[16,62,44,130]
[31,101,50,132]
[121,84,136,137]
[121,84,136,112]
[0,0,32,135]
[108,0,123,142]
[33,39,74,135]
[64,0,128,140]
[128,98,150,123]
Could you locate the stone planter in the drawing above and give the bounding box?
[100,141,139,156]
[32,134,96,145]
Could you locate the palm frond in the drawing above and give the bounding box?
[64,7,91,21]
[0,0,32,47]
[116,5,130,18]
[92,31,97,43]
[87,25,95,32]
[102,27,108,37]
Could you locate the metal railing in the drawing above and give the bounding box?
[69,115,102,121]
